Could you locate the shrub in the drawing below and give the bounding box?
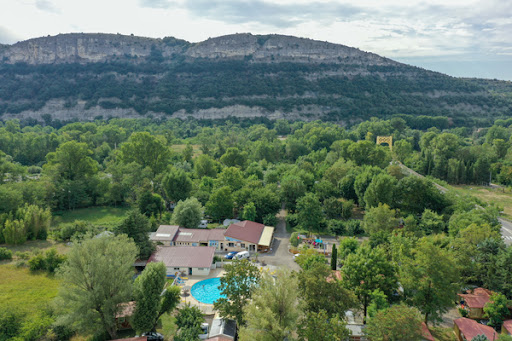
[458,307,468,317]
[327,220,345,235]
[28,248,66,274]
[0,247,12,260]
[0,311,23,340]
[290,232,300,247]
[346,220,364,236]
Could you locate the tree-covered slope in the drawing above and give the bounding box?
[0,33,510,125]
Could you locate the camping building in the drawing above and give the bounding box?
[224,220,275,253]
[458,288,492,319]
[147,246,215,276]
[150,225,226,250]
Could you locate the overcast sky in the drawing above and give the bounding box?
[1,0,511,80]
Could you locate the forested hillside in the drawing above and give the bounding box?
[0,33,511,125]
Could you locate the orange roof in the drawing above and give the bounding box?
[421,322,435,341]
[454,318,498,341]
[458,288,492,308]
[206,337,233,341]
[503,320,512,334]
[225,220,266,244]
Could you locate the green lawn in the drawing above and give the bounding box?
[452,185,512,219]
[0,239,70,255]
[53,206,131,229]
[0,264,61,317]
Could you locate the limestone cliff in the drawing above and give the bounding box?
[0,32,396,66]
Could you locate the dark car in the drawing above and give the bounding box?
[141,332,164,341]
[224,251,238,259]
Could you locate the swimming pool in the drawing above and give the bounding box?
[191,277,226,304]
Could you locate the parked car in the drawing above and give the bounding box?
[198,220,208,228]
[224,251,238,259]
[141,332,164,341]
[233,251,250,260]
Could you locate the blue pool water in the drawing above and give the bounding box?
[191,277,226,304]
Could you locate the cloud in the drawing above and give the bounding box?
[35,0,60,13]
[139,0,172,9]
[140,0,365,28]
[0,26,21,44]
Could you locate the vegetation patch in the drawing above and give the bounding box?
[53,206,131,228]
[0,264,61,317]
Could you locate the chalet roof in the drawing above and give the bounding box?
[174,228,226,243]
[503,320,512,334]
[458,288,492,308]
[147,246,215,268]
[150,225,180,241]
[225,220,266,244]
[209,318,236,339]
[421,322,435,341]
[454,318,498,341]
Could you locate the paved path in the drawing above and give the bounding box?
[499,217,512,245]
[258,207,300,271]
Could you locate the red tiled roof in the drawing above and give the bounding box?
[454,318,498,341]
[174,228,226,243]
[503,320,512,334]
[206,337,232,341]
[148,246,215,268]
[421,322,435,341]
[458,288,492,308]
[225,220,265,244]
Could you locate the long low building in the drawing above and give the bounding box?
[224,220,275,253]
[147,246,216,276]
[150,221,275,253]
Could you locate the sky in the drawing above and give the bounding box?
[0,0,511,80]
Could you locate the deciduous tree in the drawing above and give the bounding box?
[173,197,203,229]
[342,244,397,321]
[239,269,299,341]
[55,234,138,339]
[365,304,424,341]
[214,259,261,326]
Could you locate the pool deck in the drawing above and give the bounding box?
[178,268,226,315]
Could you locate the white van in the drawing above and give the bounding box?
[233,251,250,260]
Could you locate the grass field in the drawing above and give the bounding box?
[0,264,61,317]
[0,239,70,255]
[52,206,131,229]
[452,185,512,218]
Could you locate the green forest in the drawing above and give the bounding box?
[2,116,512,340]
[1,58,511,126]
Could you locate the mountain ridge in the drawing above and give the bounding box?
[0,32,399,66]
[0,33,510,125]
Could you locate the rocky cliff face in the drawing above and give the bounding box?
[0,32,397,66]
[0,33,508,124]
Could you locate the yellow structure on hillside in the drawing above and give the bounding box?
[376,136,393,151]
